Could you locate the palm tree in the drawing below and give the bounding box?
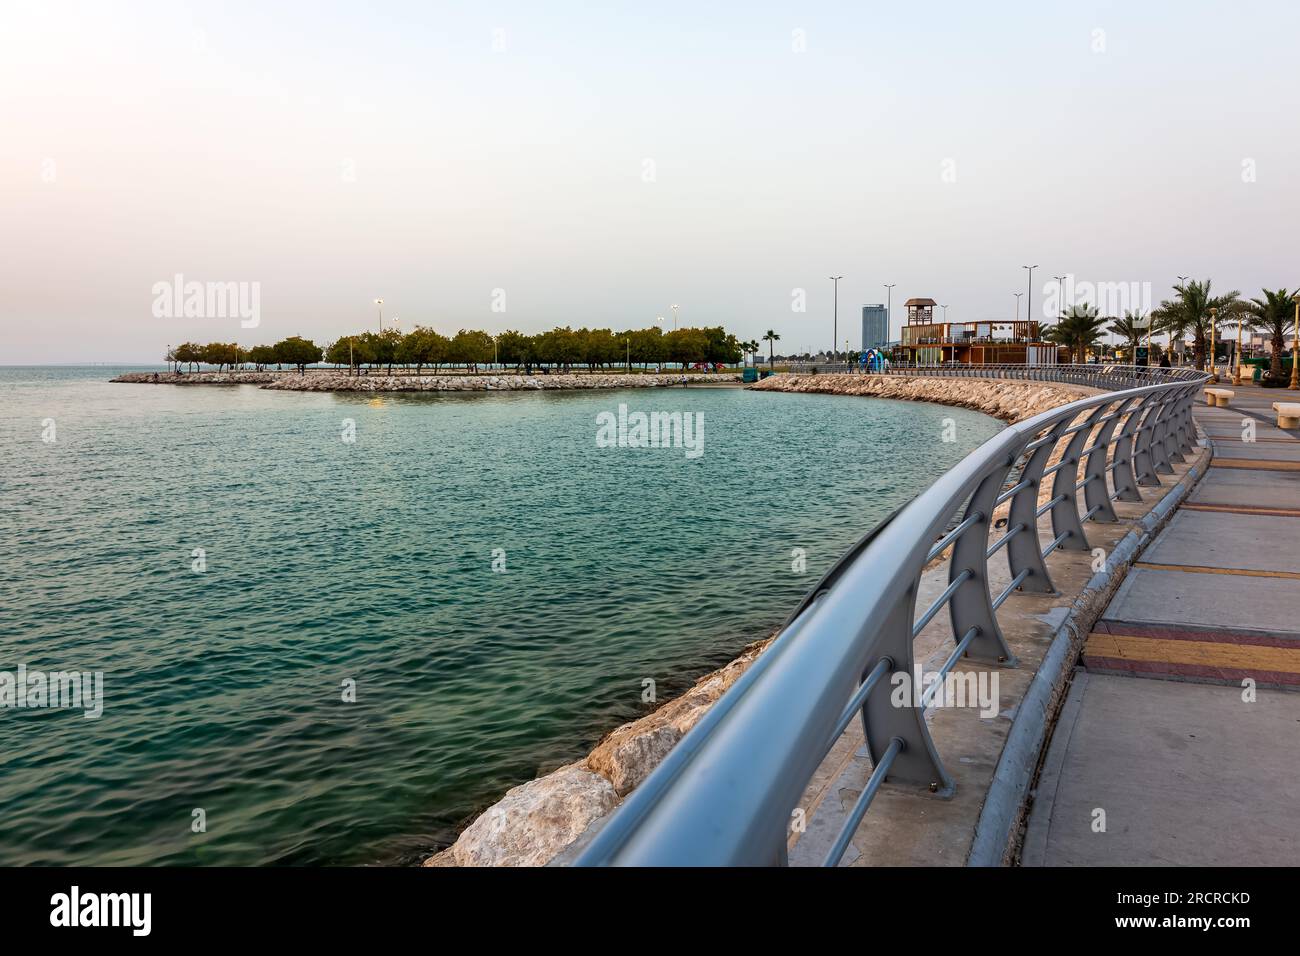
[1245,288,1296,382]
[1107,311,1147,357]
[1044,303,1108,363]
[763,330,780,368]
[1151,279,1241,370]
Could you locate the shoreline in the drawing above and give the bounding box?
[110,370,741,391]
[420,373,1098,867]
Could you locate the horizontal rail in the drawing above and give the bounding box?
[576,363,1205,867]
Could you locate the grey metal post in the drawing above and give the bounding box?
[1111,392,1157,501]
[1049,404,1111,550]
[861,588,954,796]
[1005,421,1069,594]
[1082,397,1127,523]
[947,460,1019,665]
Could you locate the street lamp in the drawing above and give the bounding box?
[671,304,679,331]
[1014,292,1023,321]
[1233,312,1245,386]
[1291,294,1299,390]
[1209,306,1218,382]
[374,297,384,332]
[829,276,843,357]
[1023,264,1038,324]
[1053,275,1067,319]
[884,283,896,342]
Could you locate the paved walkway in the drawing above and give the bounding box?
[1023,381,1300,866]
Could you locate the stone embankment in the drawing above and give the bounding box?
[110,371,738,391]
[749,373,1098,424]
[423,638,773,867]
[422,371,1102,868]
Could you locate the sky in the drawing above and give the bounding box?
[3,0,1298,362]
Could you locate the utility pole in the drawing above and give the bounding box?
[884,283,896,345]
[830,276,843,357]
[1022,265,1037,325]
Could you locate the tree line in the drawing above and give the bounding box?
[1041,280,1296,384]
[169,325,748,375]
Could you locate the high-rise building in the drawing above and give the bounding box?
[861,304,888,351]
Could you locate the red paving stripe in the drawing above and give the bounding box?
[1084,656,1300,686]
[1093,619,1300,649]
[1181,503,1300,517]
[1209,459,1300,471]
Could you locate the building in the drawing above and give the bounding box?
[896,296,1062,365]
[861,304,888,351]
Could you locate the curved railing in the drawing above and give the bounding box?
[576,364,1208,866]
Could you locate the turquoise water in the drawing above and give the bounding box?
[0,367,1002,865]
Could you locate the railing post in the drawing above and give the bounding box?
[1111,392,1154,501]
[861,586,954,796]
[1179,389,1196,455]
[1133,397,1166,486]
[1149,392,1176,475]
[947,461,1019,665]
[1050,404,1110,550]
[1083,398,1127,523]
[1005,422,1067,594]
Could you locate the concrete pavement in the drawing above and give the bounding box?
[1023,381,1300,865]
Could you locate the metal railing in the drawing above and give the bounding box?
[782,361,1204,387]
[575,364,1208,866]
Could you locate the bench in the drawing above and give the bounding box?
[1273,402,1300,429]
[1204,387,1234,407]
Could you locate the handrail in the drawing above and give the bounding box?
[575,363,1207,866]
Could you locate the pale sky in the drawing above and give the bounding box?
[3,0,1298,362]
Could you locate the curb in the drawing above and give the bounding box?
[965,443,1212,867]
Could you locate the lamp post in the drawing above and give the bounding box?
[1209,307,1218,382]
[1291,295,1299,390]
[1233,313,1244,385]
[1053,275,1067,319]
[374,297,384,332]
[884,283,896,341]
[1023,264,1038,324]
[1014,292,1023,322]
[671,304,679,331]
[829,276,843,357]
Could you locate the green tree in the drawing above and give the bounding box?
[248,344,277,368]
[1245,288,1296,382]
[665,328,709,370]
[762,329,780,368]
[448,329,494,371]
[174,341,203,372]
[1044,304,1108,363]
[272,336,322,373]
[495,330,534,370]
[1152,278,1241,370]
[1107,311,1148,356]
[396,327,449,373]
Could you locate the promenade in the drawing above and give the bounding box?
[1023,381,1300,865]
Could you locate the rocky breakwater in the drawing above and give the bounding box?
[111,371,738,391]
[263,372,739,392]
[423,637,773,867]
[748,372,1098,424]
[111,371,274,385]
